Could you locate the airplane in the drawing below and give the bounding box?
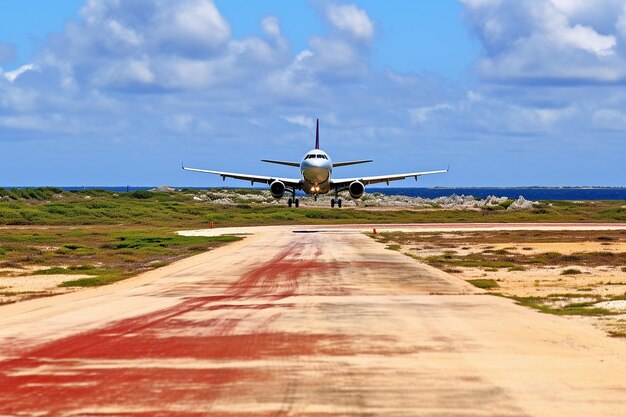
[183,119,448,208]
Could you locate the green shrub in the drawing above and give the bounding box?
[130,190,153,199]
[466,279,499,289]
[498,200,514,209]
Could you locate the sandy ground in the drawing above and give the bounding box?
[394,240,626,298]
[0,224,625,416]
[377,230,626,337]
[0,274,86,292]
[0,266,84,304]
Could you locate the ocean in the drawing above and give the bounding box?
[19,186,626,200]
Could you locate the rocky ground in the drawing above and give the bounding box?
[169,187,538,209]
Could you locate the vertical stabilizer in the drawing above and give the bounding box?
[315,118,319,149]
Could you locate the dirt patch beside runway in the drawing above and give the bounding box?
[373,229,626,338]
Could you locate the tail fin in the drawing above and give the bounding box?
[315,118,319,149]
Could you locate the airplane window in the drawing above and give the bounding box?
[317,155,323,158]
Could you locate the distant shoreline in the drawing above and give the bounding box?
[1,186,625,190]
[1,186,626,201]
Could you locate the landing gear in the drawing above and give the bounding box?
[330,198,342,208]
[331,188,342,208]
[287,194,300,208]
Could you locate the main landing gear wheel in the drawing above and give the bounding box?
[295,199,300,208]
[287,198,293,207]
[331,198,342,208]
[331,199,335,208]
[337,199,342,208]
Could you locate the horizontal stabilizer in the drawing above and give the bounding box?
[332,160,373,168]
[261,159,300,167]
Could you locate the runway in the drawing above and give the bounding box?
[0,225,625,416]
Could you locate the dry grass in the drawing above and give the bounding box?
[374,230,626,270]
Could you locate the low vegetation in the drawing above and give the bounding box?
[466,279,499,289]
[506,295,618,316]
[561,268,583,275]
[374,230,626,271]
[374,230,626,246]
[0,188,625,227]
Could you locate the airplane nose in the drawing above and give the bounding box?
[303,165,329,184]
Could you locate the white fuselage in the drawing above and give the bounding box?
[300,149,332,195]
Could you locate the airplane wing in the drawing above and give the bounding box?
[182,165,301,187]
[261,159,300,167]
[332,168,448,189]
[332,160,373,167]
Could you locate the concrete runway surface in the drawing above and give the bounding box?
[0,224,625,416]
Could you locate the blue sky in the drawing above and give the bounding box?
[0,0,625,187]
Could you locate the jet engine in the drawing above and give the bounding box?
[348,181,365,199]
[269,180,286,199]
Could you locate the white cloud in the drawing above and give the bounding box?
[616,5,626,40]
[467,91,484,102]
[282,115,315,129]
[0,114,78,133]
[93,59,155,88]
[36,0,292,92]
[169,0,230,48]
[386,70,419,86]
[326,4,374,40]
[409,104,453,124]
[541,10,615,57]
[4,64,38,83]
[262,16,281,38]
[534,106,575,124]
[106,20,143,46]
[592,108,626,128]
[308,37,367,79]
[1,0,625,187]
[325,4,374,40]
[164,113,213,133]
[462,0,624,84]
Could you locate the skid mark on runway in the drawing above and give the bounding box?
[0,239,346,415]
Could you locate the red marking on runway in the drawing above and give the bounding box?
[0,241,346,415]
